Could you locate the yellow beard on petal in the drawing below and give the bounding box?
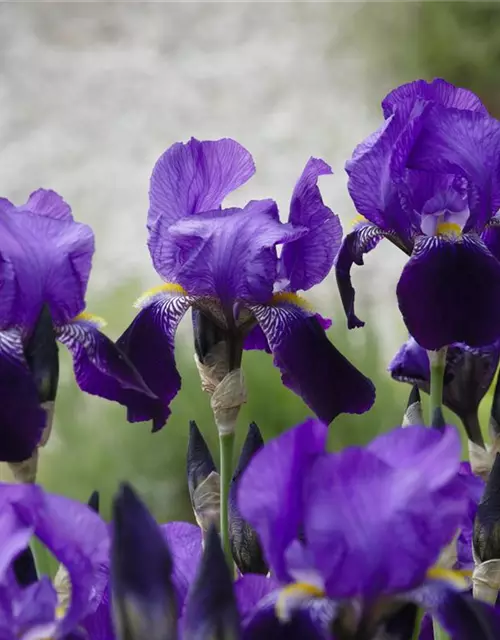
[435,221,462,238]
[73,311,107,328]
[134,282,188,308]
[275,581,325,622]
[270,292,314,311]
[426,565,472,590]
[351,214,368,228]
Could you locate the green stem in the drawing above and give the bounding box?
[219,431,235,570]
[432,618,451,640]
[411,608,424,640]
[429,347,447,424]
[31,537,54,578]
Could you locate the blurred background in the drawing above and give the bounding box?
[0,1,499,522]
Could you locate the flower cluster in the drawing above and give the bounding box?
[2,78,500,640]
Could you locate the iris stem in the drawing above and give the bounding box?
[428,347,447,424]
[31,538,54,579]
[219,431,235,570]
[433,618,451,640]
[411,608,424,640]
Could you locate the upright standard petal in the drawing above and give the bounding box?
[117,288,192,430]
[335,220,392,329]
[303,429,466,599]
[57,315,162,428]
[0,190,94,329]
[280,158,342,292]
[154,200,305,303]
[382,78,488,120]
[148,137,255,228]
[408,107,500,229]
[237,419,327,582]
[397,235,500,349]
[0,329,46,462]
[251,300,375,422]
[161,522,202,613]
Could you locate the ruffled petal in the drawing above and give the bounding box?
[382,78,488,120]
[117,290,192,430]
[237,419,327,582]
[397,235,500,349]
[303,426,466,599]
[151,200,306,302]
[408,107,500,229]
[335,221,388,329]
[57,316,162,428]
[251,301,375,422]
[0,485,109,637]
[0,329,46,462]
[280,158,342,291]
[0,190,94,329]
[148,137,255,229]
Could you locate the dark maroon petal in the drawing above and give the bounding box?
[0,329,45,462]
[252,302,375,422]
[335,221,388,329]
[397,235,500,349]
[116,291,191,431]
[57,317,163,429]
[280,157,342,291]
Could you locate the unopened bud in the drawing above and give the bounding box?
[402,385,423,427]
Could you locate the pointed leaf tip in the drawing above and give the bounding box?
[183,525,240,640]
[187,421,217,501]
[407,384,421,408]
[88,490,100,514]
[431,407,446,430]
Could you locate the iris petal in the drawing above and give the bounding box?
[335,221,389,329]
[397,235,500,349]
[117,291,191,431]
[251,301,375,421]
[0,329,45,462]
[57,317,161,427]
[280,157,342,292]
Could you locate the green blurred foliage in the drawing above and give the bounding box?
[38,281,414,524]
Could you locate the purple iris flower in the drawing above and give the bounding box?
[336,78,500,350]
[0,189,158,462]
[237,418,499,638]
[0,481,108,638]
[389,337,500,446]
[117,138,375,430]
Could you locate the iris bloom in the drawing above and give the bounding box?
[0,481,108,638]
[117,138,375,430]
[0,189,159,462]
[336,78,500,350]
[237,419,500,638]
[389,337,500,446]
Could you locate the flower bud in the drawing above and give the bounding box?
[402,385,423,427]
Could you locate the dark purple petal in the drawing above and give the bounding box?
[161,522,202,612]
[397,235,500,349]
[183,525,240,640]
[58,316,163,428]
[234,574,280,621]
[237,419,327,582]
[390,337,500,444]
[408,108,500,229]
[335,221,388,329]
[303,426,466,599]
[382,78,488,120]
[251,301,375,422]
[413,583,500,640]
[148,137,255,229]
[280,158,342,291]
[0,502,34,578]
[111,483,177,640]
[244,324,271,352]
[482,223,500,262]
[151,200,306,302]
[0,329,46,462]
[0,190,94,329]
[117,290,191,430]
